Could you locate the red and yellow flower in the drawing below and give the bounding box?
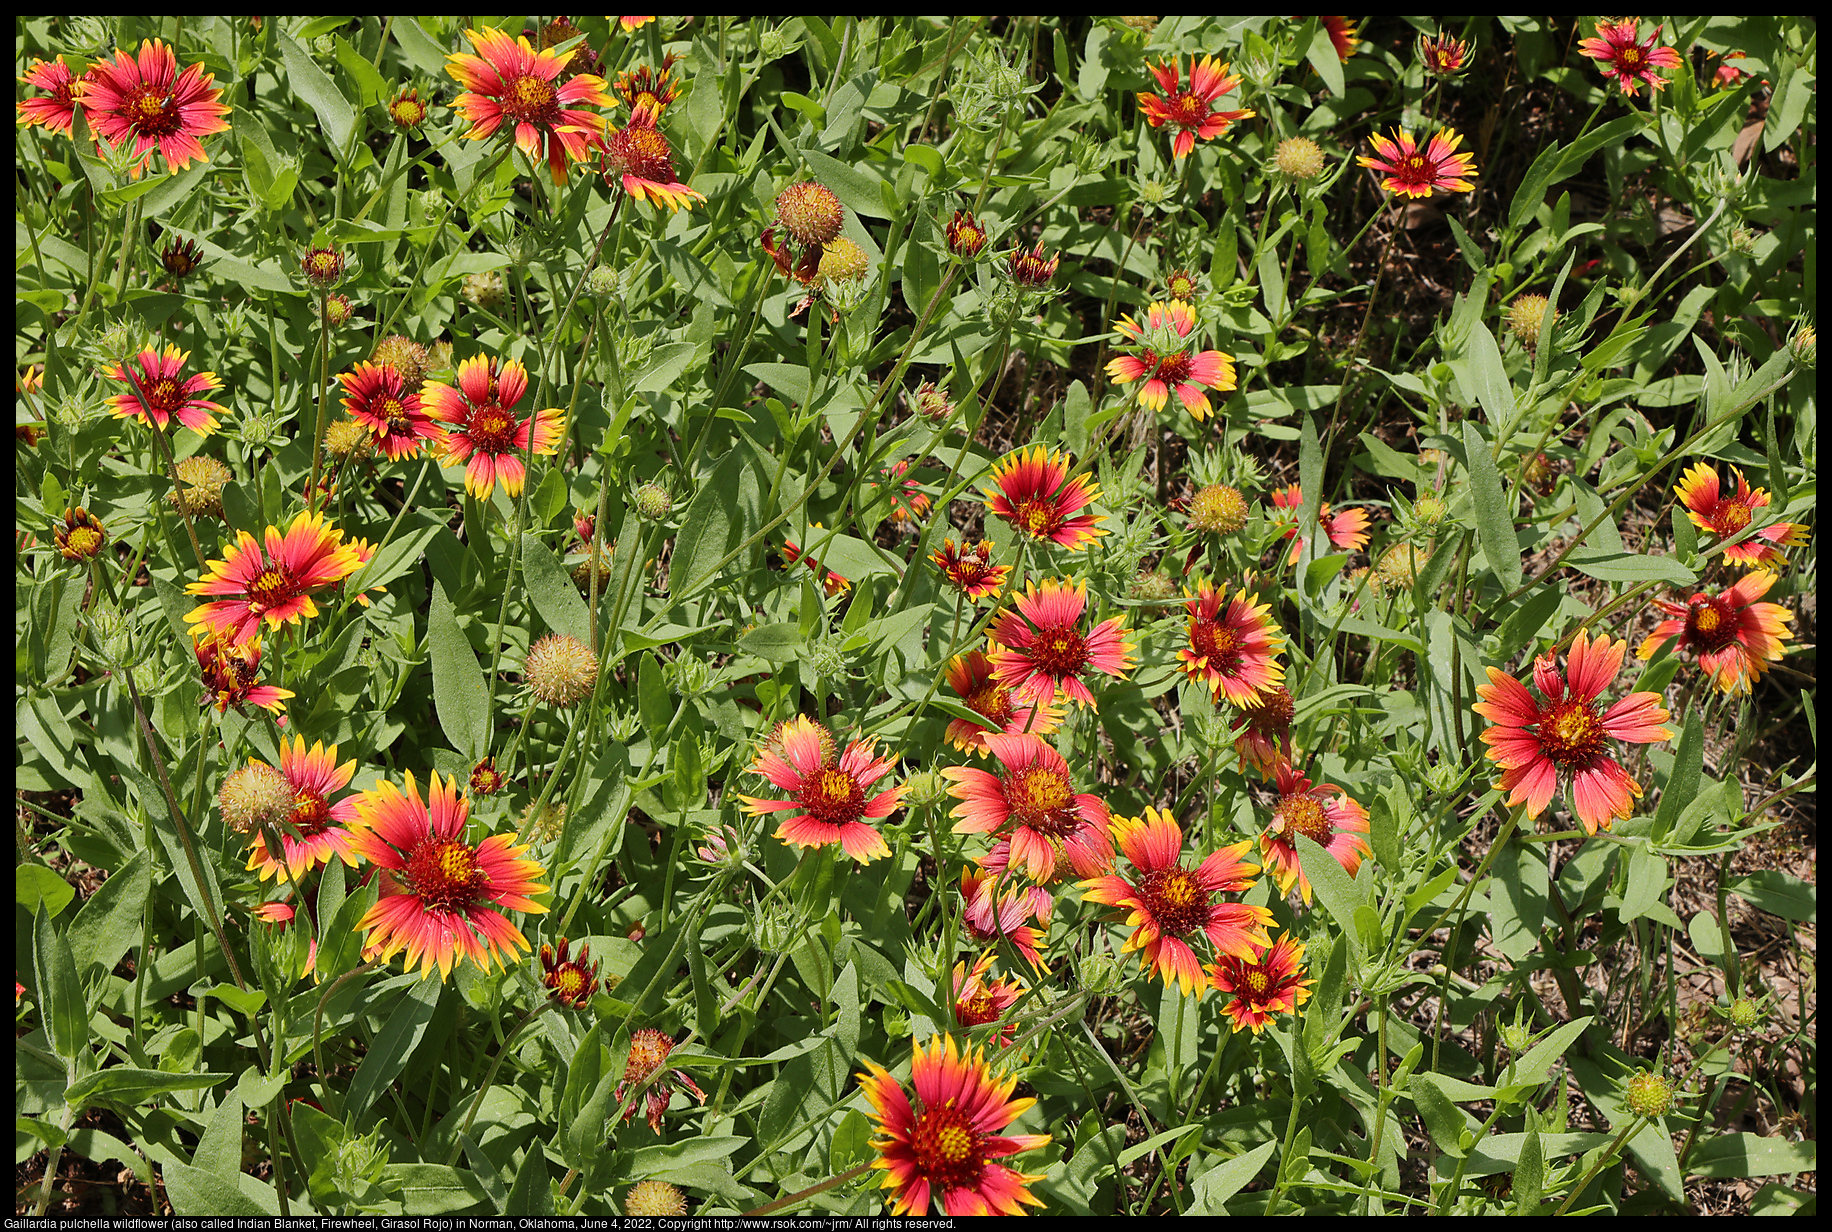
[54,507,108,562]
[602,99,705,211]
[959,867,1053,972]
[1232,684,1296,777]
[952,953,1025,1043]
[943,648,1064,755]
[445,25,611,184]
[985,447,1106,547]
[78,39,231,173]
[930,538,1009,602]
[338,361,443,460]
[1578,19,1683,97]
[613,57,680,113]
[105,344,227,435]
[1137,56,1254,160]
[1078,808,1273,996]
[1357,127,1479,199]
[1210,933,1315,1035]
[242,738,363,883]
[988,578,1135,711]
[1673,463,1808,568]
[943,732,1112,883]
[17,55,81,136]
[1176,581,1284,706]
[858,1034,1051,1216]
[1473,629,1673,835]
[185,511,370,646]
[1269,482,1371,566]
[1259,759,1372,905]
[421,355,565,498]
[540,937,601,1008]
[779,526,851,597]
[739,715,902,863]
[1637,572,1794,695]
[349,771,550,980]
[617,1028,706,1132]
[1106,300,1237,420]
[1418,32,1472,76]
[194,632,295,715]
[1315,16,1360,61]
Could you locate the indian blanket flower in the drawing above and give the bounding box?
[988,578,1135,711]
[1137,56,1255,160]
[1418,32,1471,76]
[1006,242,1060,289]
[983,445,1106,549]
[1259,759,1372,905]
[78,39,231,173]
[877,459,931,528]
[779,526,850,597]
[421,355,565,498]
[445,25,611,184]
[1078,808,1273,996]
[739,714,902,863]
[1358,127,1479,199]
[960,867,1053,972]
[541,938,600,1008]
[185,511,369,647]
[338,361,443,460]
[1270,482,1371,566]
[943,647,1063,755]
[1176,581,1285,706]
[943,732,1112,883]
[1637,571,1794,695]
[602,99,705,211]
[1232,684,1296,777]
[17,55,81,136]
[1106,300,1237,420]
[931,538,1010,602]
[1673,463,1808,568]
[952,953,1025,1043]
[1578,19,1683,97]
[1314,15,1360,60]
[618,1029,705,1132]
[105,344,227,435]
[194,632,294,715]
[243,738,363,883]
[349,771,549,980]
[1210,933,1315,1035]
[946,209,989,259]
[54,507,108,563]
[858,1034,1051,1216]
[1473,629,1674,835]
[613,57,681,113]
[386,87,428,130]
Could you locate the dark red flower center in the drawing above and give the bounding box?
[1242,686,1294,733]
[289,791,331,837]
[956,987,1003,1027]
[61,526,104,558]
[1404,153,1430,176]
[142,376,183,413]
[800,766,865,825]
[1684,596,1739,653]
[503,74,560,126]
[1190,619,1241,670]
[1535,699,1606,768]
[247,567,296,610]
[1709,499,1753,536]
[608,124,677,182]
[467,406,517,452]
[125,84,184,136]
[1137,867,1208,936]
[1171,93,1209,128]
[909,1103,984,1189]
[1244,966,1273,997]
[1027,624,1090,678]
[1003,765,1077,836]
[1618,47,1645,70]
[1013,498,1064,538]
[1275,794,1330,845]
[404,838,489,910]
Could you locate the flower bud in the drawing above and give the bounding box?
[301,246,345,289]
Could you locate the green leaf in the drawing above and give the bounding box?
[802,147,892,219]
[64,1067,234,1108]
[1651,707,1703,843]
[17,862,75,917]
[1507,1016,1594,1088]
[669,448,748,601]
[521,533,592,645]
[1190,1140,1277,1214]
[1616,844,1669,924]
[744,361,811,405]
[1725,871,1815,923]
[1296,834,1369,941]
[636,651,672,735]
[67,850,151,985]
[164,1163,278,1216]
[1303,20,1346,98]
[1515,1125,1545,1213]
[343,976,441,1121]
[1685,1133,1817,1178]
[428,579,490,760]
[1462,420,1523,591]
[1408,1073,1469,1158]
[1507,115,1641,231]
[738,622,804,662]
[1563,547,1696,586]
[632,341,697,395]
[33,902,88,1061]
[192,1086,244,1180]
[278,31,357,158]
[392,18,452,76]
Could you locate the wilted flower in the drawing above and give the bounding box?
[617,1028,706,1132]
[540,937,601,1008]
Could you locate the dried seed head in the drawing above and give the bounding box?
[775,181,844,246]
[1188,483,1249,534]
[816,236,869,288]
[369,335,429,391]
[1274,136,1326,181]
[169,456,232,520]
[623,1181,687,1217]
[1506,294,1554,350]
[324,416,376,460]
[219,763,297,836]
[524,634,600,706]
